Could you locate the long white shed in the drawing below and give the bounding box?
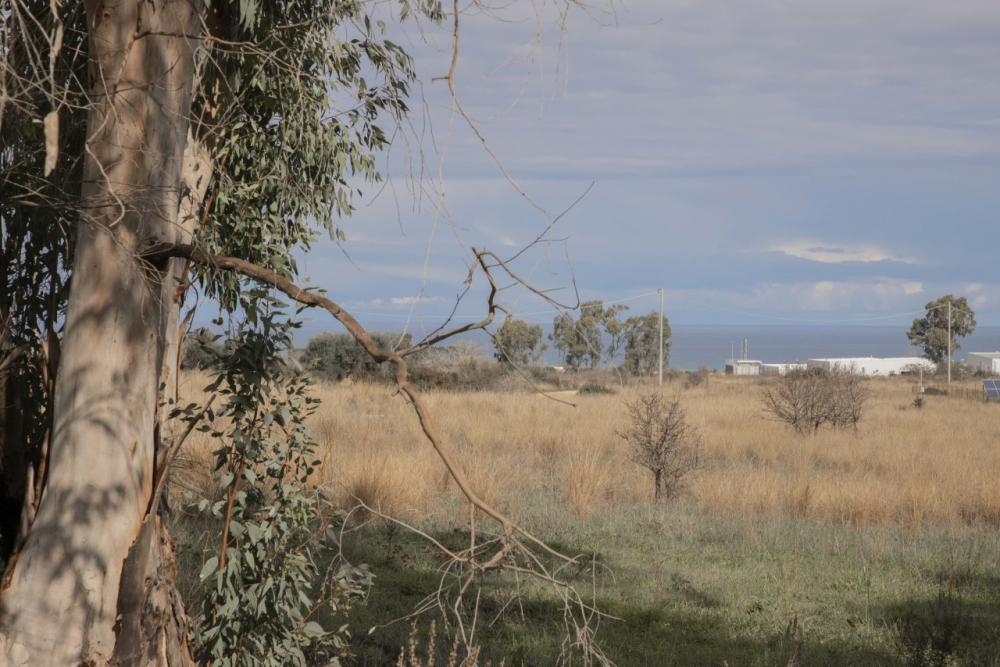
[760,363,808,376]
[806,357,935,377]
[967,352,1000,375]
[725,359,762,376]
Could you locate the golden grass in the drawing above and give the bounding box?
[177,373,1000,528]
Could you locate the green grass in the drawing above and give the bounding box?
[332,501,1000,666]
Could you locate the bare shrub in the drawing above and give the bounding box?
[684,367,710,389]
[762,368,870,434]
[828,369,871,430]
[618,393,701,501]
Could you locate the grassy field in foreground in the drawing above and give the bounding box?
[174,373,1000,664]
[338,503,1000,666]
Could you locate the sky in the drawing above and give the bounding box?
[290,0,1000,338]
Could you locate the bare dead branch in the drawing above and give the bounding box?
[139,240,576,567]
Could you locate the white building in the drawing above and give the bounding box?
[806,356,934,377]
[725,359,762,376]
[760,362,808,376]
[967,352,1000,375]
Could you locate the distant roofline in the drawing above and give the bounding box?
[807,357,931,363]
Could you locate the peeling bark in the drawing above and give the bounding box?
[110,516,194,667]
[0,2,202,664]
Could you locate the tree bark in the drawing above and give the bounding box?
[0,2,201,664]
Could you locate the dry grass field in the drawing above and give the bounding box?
[173,371,1000,665]
[179,372,1000,528]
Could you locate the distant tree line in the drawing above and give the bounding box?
[542,300,670,374]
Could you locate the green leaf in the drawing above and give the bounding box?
[302,621,325,638]
[199,557,219,581]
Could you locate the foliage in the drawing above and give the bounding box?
[549,300,624,370]
[618,393,700,501]
[302,331,412,381]
[578,382,614,395]
[190,0,439,310]
[181,328,225,370]
[0,4,88,560]
[908,295,976,364]
[190,302,371,666]
[684,368,710,389]
[601,304,630,365]
[493,318,544,366]
[761,368,871,434]
[410,341,484,371]
[550,304,598,370]
[622,312,671,376]
[407,360,507,392]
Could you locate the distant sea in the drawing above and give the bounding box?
[294,320,1000,372]
[667,324,1000,371]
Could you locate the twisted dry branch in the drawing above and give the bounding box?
[140,240,574,566]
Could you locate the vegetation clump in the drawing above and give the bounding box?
[618,392,701,501]
[579,382,615,395]
[908,295,976,364]
[761,368,870,434]
[494,318,545,366]
[302,331,412,381]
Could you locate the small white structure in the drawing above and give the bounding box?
[725,359,762,376]
[760,362,808,376]
[806,356,934,377]
[966,352,1000,375]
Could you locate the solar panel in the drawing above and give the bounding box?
[984,379,1000,400]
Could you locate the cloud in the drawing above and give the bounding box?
[753,278,924,311]
[661,277,927,316]
[389,295,446,307]
[769,241,915,264]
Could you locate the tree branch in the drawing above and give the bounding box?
[139,240,574,565]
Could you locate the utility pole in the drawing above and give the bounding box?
[658,288,664,386]
[947,300,953,384]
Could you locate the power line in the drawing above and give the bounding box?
[340,290,662,322]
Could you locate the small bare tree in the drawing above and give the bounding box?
[761,369,830,434]
[827,368,871,431]
[762,368,870,434]
[618,393,701,501]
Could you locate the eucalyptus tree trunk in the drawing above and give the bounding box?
[0,1,201,664]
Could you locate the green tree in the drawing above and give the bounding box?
[1,0,605,661]
[602,304,630,365]
[550,300,605,369]
[0,0,432,660]
[907,295,976,364]
[494,318,545,366]
[302,331,412,380]
[623,312,672,375]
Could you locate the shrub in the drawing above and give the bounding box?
[406,359,507,392]
[761,368,870,434]
[302,331,411,381]
[618,393,701,502]
[191,312,371,666]
[181,327,224,370]
[578,382,614,395]
[684,368,710,389]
